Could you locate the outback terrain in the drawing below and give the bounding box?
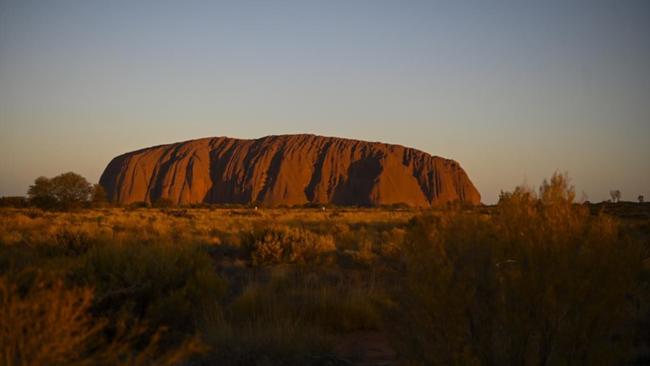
[1,176,649,365]
[2,1,647,365]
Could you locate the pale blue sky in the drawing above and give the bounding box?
[1,0,648,203]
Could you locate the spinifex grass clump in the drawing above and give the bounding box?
[395,173,645,365]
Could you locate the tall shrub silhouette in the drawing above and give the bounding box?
[395,173,643,365]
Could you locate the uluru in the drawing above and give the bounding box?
[99,134,481,206]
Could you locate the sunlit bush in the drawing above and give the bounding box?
[244,227,336,265]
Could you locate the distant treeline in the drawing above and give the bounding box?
[2,171,647,214]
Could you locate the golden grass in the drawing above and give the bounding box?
[0,175,648,365]
[0,207,417,248]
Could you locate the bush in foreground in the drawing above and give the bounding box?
[72,242,226,340]
[394,173,645,365]
[0,275,205,366]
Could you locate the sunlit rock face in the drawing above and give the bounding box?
[99,134,481,206]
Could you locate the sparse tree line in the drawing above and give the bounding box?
[0,171,647,209]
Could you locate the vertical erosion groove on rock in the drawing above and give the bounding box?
[99,134,481,206]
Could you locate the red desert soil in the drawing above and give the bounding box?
[99,134,480,206]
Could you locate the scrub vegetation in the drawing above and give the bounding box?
[1,173,648,365]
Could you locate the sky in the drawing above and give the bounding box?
[1,0,648,204]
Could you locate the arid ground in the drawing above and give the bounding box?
[1,176,649,365]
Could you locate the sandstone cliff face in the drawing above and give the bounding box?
[99,134,481,206]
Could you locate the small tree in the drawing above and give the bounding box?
[28,177,58,209]
[639,195,645,203]
[28,172,93,209]
[609,190,621,203]
[51,173,93,207]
